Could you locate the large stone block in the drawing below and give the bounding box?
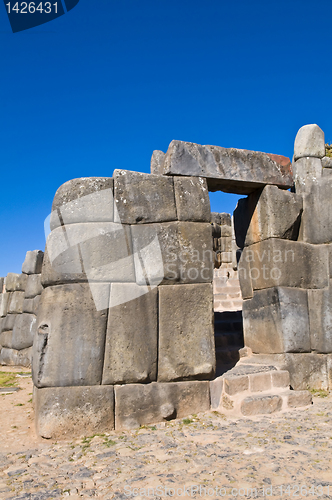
[113,170,177,224]
[0,346,32,367]
[50,177,114,230]
[243,287,310,354]
[301,177,332,244]
[5,273,27,292]
[35,385,115,439]
[294,124,325,160]
[0,331,13,349]
[0,292,10,317]
[322,156,332,168]
[2,314,18,332]
[7,291,25,314]
[23,296,41,315]
[150,150,165,175]
[22,250,44,275]
[173,176,211,222]
[293,157,322,194]
[0,277,4,293]
[211,212,231,226]
[131,222,213,286]
[158,284,215,382]
[308,285,332,353]
[25,274,43,299]
[42,223,135,286]
[12,313,36,350]
[32,283,110,388]
[114,381,210,430]
[237,250,254,299]
[281,353,329,391]
[102,284,158,385]
[234,186,303,248]
[241,239,328,291]
[161,141,293,194]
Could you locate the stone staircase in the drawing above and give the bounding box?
[214,311,244,376]
[210,362,312,417]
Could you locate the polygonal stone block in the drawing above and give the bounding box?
[243,287,310,354]
[308,284,332,353]
[241,394,283,416]
[32,283,110,388]
[5,273,28,292]
[25,274,43,299]
[102,284,158,385]
[7,291,25,314]
[286,390,312,408]
[301,177,332,244]
[23,296,41,315]
[0,293,10,317]
[114,381,210,430]
[113,170,177,224]
[294,124,325,160]
[150,150,165,175]
[2,314,17,332]
[12,313,36,350]
[158,284,215,382]
[234,185,303,248]
[35,385,115,439]
[0,346,31,367]
[173,176,211,222]
[293,157,322,194]
[241,239,328,291]
[50,177,114,230]
[162,140,293,194]
[22,250,44,275]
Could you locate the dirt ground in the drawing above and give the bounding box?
[0,367,332,500]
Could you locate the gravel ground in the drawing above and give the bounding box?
[0,368,332,500]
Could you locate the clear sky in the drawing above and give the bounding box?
[0,0,331,276]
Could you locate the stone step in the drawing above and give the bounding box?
[239,390,312,416]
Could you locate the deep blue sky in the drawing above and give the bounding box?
[0,0,331,275]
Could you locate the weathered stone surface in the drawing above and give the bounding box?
[32,283,110,388]
[2,314,18,332]
[281,353,329,391]
[5,273,27,292]
[237,250,254,300]
[301,177,332,244]
[50,177,114,230]
[35,385,115,439]
[25,274,43,299]
[42,223,135,286]
[234,186,302,248]
[0,293,10,317]
[209,376,224,409]
[23,296,41,315]
[7,291,25,314]
[328,355,332,389]
[114,381,210,430]
[0,277,4,293]
[287,390,312,408]
[161,141,293,194]
[113,170,177,224]
[12,313,36,350]
[22,250,44,275]
[243,287,310,354]
[271,370,290,388]
[224,375,249,395]
[293,157,322,194]
[158,284,215,382]
[0,346,31,367]
[150,150,165,175]
[0,331,13,349]
[308,284,332,353]
[102,284,158,385]
[131,222,213,286]
[211,212,231,226]
[249,372,272,392]
[294,124,325,160]
[241,394,283,416]
[322,156,332,168]
[241,239,328,291]
[173,176,210,222]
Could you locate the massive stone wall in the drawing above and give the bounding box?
[234,124,332,391]
[0,251,44,368]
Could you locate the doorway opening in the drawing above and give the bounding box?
[209,190,245,376]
